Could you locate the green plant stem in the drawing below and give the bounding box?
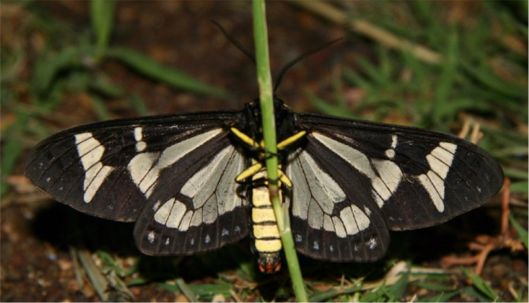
[252,1,308,301]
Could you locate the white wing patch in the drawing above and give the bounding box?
[312,132,458,213]
[128,128,222,198]
[385,134,397,159]
[340,205,370,235]
[288,149,371,237]
[153,144,245,231]
[417,142,457,212]
[312,132,402,208]
[134,127,147,152]
[75,132,115,203]
[153,198,188,228]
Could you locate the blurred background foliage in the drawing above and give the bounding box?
[1,0,527,301]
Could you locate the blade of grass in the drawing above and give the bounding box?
[509,214,528,249]
[463,268,499,301]
[77,249,109,301]
[252,1,307,301]
[308,283,363,302]
[128,94,149,116]
[510,181,528,194]
[431,28,458,126]
[89,96,111,120]
[175,278,198,302]
[90,0,115,59]
[419,289,461,302]
[31,47,85,99]
[187,282,232,300]
[1,111,29,198]
[307,92,358,119]
[106,47,231,99]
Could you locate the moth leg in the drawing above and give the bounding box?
[277,131,307,150]
[278,169,292,188]
[231,127,260,148]
[236,162,263,182]
[264,131,307,159]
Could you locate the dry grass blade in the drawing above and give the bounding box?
[289,0,442,64]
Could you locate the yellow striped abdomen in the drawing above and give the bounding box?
[252,171,282,273]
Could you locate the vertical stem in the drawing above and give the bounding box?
[252,1,308,301]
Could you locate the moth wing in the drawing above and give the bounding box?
[25,112,239,222]
[295,113,503,231]
[133,142,250,255]
[286,146,390,262]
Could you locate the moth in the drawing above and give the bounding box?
[26,98,503,273]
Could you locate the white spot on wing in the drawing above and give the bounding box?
[134,127,146,152]
[363,206,371,216]
[75,133,114,203]
[154,198,175,224]
[312,133,402,208]
[136,141,147,152]
[332,217,347,238]
[166,200,187,228]
[385,149,395,159]
[323,215,334,232]
[307,199,324,229]
[418,173,444,212]
[440,142,457,153]
[391,135,398,149]
[340,205,370,235]
[158,129,222,169]
[385,135,398,159]
[134,127,143,141]
[128,128,222,198]
[301,151,346,208]
[417,142,457,213]
[147,231,155,243]
[190,209,202,227]
[372,159,402,206]
[295,234,302,242]
[366,237,377,250]
[179,211,193,231]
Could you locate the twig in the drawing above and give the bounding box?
[441,178,525,274]
[290,0,442,64]
[252,1,308,301]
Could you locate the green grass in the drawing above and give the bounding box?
[1,0,231,199]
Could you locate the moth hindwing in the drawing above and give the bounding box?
[26,99,503,267]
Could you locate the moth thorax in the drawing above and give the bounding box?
[251,170,282,273]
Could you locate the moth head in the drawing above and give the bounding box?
[257,252,282,273]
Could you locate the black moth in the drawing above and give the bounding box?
[26,98,503,273]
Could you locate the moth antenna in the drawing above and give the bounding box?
[210,20,255,64]
[273,37,343,93]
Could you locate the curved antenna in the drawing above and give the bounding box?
[273,37,343,93]
[210,20,255,64]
